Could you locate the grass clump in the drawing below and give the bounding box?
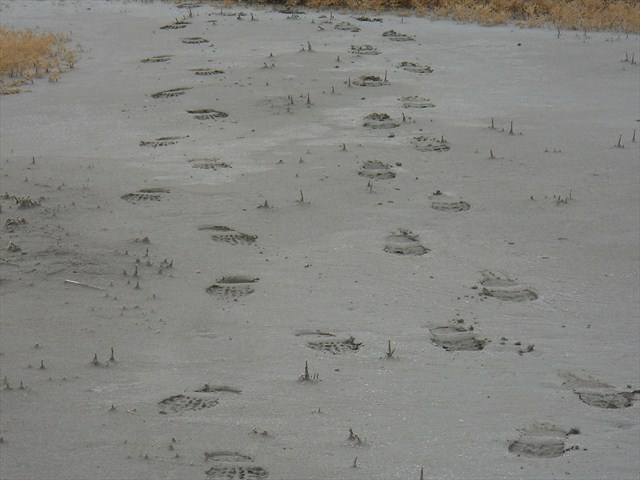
[0,26,75,93]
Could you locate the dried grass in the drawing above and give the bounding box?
[0,26,74,93]
[248,0,640,32]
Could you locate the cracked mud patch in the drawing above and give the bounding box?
[430,322,486,351]
[198,225,257,245]
[158,394,218,414]
[479,271,538,302]
[307,335,362,354]
[363,113,399,129]
[187,108,229,120]
[206,275,259,299]
[358,160,395,179]
[411,136,451,152]
[121,187,170,203]
[384,228,429,256]
[151,87,191,99]
[509,423,576,458]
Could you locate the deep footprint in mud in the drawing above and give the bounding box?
[181,36,209,44]
[479,271,538,302]
[189,158,231,170]
[205,452,253,462]
[306,336,363,354]
[335,21,360,32]
[411,136,451,152]
[151,87,191,99]
[363,113,399,129]
[430,191,470,212]
[508,423,578,458]
[399,61,433,74]
[384,228,429,256]
[353,75,389,87]
[191,67,225,76]
[141,55,172,63]
[187,108,229,120]
[121,187,170,203]
[158,394,218,414]
[160,21,189,29]
[558,371,639,409]
[206,275,259,299]
[205,465,268,480]
[198,225,257,245]
[430,322,486,351]
[350,44,380,55]
[382,30,415,41]
[358,160,396,179]
[139,136,186,147]
[400,96,435,109]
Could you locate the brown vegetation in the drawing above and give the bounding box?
[0,26,73,93]
[251,0,640,32]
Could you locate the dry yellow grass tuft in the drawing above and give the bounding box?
[0,26,74,94]
[250,0,640,32]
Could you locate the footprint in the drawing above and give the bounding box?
[307,336,363,354]
[363,113,399,129]
[350,44,380,55]
[158,394,218,414]
[206,275,259,300]
[508,423,576,458]
[411,136,450,152]
[191,68,225,76]
[141,55,172,63]
[189,158,231,170]
[384,229,429,256]
[430,322,486,351]
[353,75,389,87]
[151,87,191,98]
[400,96,435,109]
[198,225,257,245]
[335,21,360,32]
[479,271,538,302]
[160,22,189,30]
[139,136,185,147]
[558,371,639,409]
[121,187,170,203]
[181,36,209,44]
[430,192,470,212]
[398,61,433,74]
[358,160,396,179]
[205,466,268,480]
[205,451,253,462]
[382,30,415,41]
[187,108,229,120]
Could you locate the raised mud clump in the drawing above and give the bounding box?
[363,113,399,129]
[400,96,435,109]
[509,423,576,458]
[141,55,172,63]
[189,158,231,170]
[353,75,389,87]
[191,68,225,75]
[187,108,229,120]
[350,44,380,55]
[430,191,470,212]
[384,228,429,256]
[206,275,259,300]
[382,30,415,41]
[411,136,450,152]
[430,323,486,351]
[358,160,396,179]
[479,271,538,302]
[399,61,433,74]
[181,36,209,44]
[307,336,363,354]
[198,225,257,245]
[151,87,191,99]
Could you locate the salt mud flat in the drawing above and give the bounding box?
[0,1,639,479]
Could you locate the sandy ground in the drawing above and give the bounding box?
[0,1,639,479]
